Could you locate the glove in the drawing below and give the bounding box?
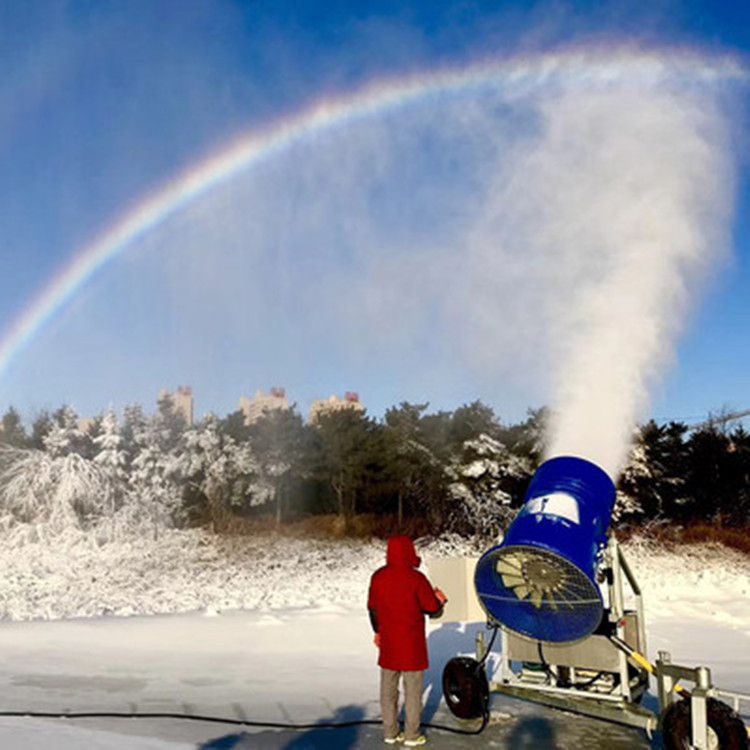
[434,587,448,605]
[374,633,382,648]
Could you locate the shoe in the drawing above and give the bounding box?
[384,731,405,744]
[404,736,426,747]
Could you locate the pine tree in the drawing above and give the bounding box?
[249,408,307,525]
[618,421,688,523]
[128,413,181,538]
[725,425,750,525]
[448,401,503,450]
[613,436,648,523]
[30,410,53,450]
[685,426,731,522]
[382,402,442,527]
[43,405,85,458]
[500,407,549,464]
[0,407,28,448]
[93,407,128,514]
[311,409,378,522]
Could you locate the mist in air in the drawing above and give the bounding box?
[11,51,738,478]
[455,74,736,476]
[536,85,735,474]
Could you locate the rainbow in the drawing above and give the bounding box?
[0,48,745,379]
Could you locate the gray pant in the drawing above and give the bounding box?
[380,667,424,741]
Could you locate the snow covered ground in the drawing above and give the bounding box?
[0,531,747,748]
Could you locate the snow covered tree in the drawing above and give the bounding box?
[613,438,647,524]
[119,403,147,468]
[0,446,110,534]
[154,393,188,453]
[29,409,53,450]
[618,421,688,523]
[92,407,128,514]
[43,405,85,458]
[446,434,529,540]
[448,401,503,451]
[127,413,182,538]
[501,407,549,464]
[172,415,265,531]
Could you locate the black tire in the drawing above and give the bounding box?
[662,697,749,750]
[442,657,489,721]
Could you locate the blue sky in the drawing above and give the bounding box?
[0,0,748,428]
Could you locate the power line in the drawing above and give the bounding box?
[690,409,750,431]
[654,409,750,430]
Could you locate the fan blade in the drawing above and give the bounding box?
[496,558,524,575]
[499,552,529,568]
[512,584,531,601]
[499,572,525,588]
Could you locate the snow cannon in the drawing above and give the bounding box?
[474,455,616,643]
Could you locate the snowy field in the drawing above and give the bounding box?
[0,530,748,748]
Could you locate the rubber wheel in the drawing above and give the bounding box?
[662,697,749,750]
[442,657,489,720]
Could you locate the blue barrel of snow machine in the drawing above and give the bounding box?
[474,456,616,643]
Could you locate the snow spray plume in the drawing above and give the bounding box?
[453,64,738,479]
[533,84,735,476]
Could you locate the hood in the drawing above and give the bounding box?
[386,535,420,568]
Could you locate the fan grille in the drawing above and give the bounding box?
[475,544,603,642]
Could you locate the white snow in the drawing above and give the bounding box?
[0,529,387,620]
[0,718,188,750]
[0,530,747,748]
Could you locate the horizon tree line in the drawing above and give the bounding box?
[0,398,748,540]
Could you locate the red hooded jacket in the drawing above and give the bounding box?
[367,536,442,671]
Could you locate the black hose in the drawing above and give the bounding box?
[426,714,488,735]
[536,641,606,690]
[536,640,559,683]
[0,626,502,737]
[479,624,499,668]
[0,708,488,736]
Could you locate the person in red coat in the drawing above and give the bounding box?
[367,535,447,746]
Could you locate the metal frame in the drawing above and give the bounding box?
[655,653,750,750]
[475,537,750,748]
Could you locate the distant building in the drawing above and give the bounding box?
[78,417,97,434]
[239,387,290,425]
[308,392,364,424]
[158,385,194,427]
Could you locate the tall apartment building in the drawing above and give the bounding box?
[308,391,364,424]
[78,417,97,434]
[158,385,194,427]
[239,387,290,425]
